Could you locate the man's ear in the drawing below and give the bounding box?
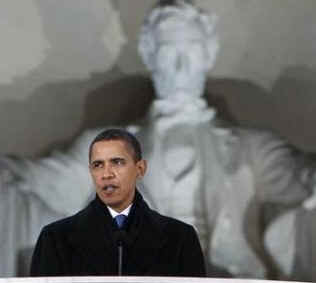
[137,159,147,178]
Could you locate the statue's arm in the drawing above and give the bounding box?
[246,130,314,206]
[0,128,104,215]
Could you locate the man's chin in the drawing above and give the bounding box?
[97,191,117,205]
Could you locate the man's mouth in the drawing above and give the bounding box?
[102,185,118,193]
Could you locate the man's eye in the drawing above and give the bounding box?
[92,162,102,168]
[112,159,125,165]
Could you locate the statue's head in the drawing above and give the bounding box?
[139,0,219,100]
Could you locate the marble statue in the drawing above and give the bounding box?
[0,0,316,279]
[134,0,316,279]
[263,175,316,281]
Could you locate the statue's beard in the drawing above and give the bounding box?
[152,72,206,101]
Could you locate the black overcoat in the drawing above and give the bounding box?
[30,191,206,277]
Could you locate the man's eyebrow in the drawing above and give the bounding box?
[110,157,126,162]
[90,159,104,164]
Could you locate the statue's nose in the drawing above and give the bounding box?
[175,54,187,72]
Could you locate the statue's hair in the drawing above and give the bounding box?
[138,0,219,71]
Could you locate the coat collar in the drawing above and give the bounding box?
[69,190,167,275]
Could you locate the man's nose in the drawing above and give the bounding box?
[102,164,114,179]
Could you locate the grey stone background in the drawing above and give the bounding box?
[1,0,316,157]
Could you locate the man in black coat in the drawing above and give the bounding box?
[30,128,206,277]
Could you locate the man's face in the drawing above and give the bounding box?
[89,140,146,212]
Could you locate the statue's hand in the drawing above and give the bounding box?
[303,186,316,210]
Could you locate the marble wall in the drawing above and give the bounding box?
[1,0,316,156]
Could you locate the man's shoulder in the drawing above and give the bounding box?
[137,192,196,234]
[147,207,195,233]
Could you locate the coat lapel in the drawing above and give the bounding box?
[69,197,118,274]
[125,192,168,274]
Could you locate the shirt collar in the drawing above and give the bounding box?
[107,203,132,218]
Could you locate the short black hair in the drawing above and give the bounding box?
[89,128,142,162]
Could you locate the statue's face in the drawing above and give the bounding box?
[152,24,208,100]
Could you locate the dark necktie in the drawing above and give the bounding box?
[115,214,127,229]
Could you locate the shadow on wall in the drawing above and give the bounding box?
[271,66,316,152]
[205,77,270,127]
[0,69,120,157]
[0,70,154,158]
[81,74,154,129]
[1,65,316,158]
[205,65,316,152]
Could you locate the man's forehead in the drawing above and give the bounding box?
[91,140,133,158]
[92,140,127,151]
